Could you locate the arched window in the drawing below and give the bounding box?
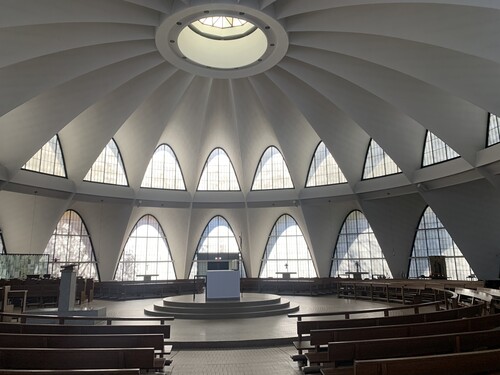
[409,207,475,280]
[115,215,176,281]
[189,216,245,278]
[84,139,128,185]
[197,148,240,191]
[141,144,186,190]
[252,146,294,190]
[363,139,401,179]
[330,210,392,279]
[43,210,99,279]
[487,113,500,146]
[422,131,459,166]
[22,135,66,177]
[306,142,347,187]
[259,215,317,278]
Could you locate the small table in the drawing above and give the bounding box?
[136,274,158,282]
[276,272,297,279]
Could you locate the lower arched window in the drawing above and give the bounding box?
[43,210,99,279]
[408,207,475,280]
[259,215,317,278]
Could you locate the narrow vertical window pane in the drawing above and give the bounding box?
[84,139,128,186]
[409,207,475,280]
[22,135,66,177]
[189,216,245,278]
[422,131,459,166]
[115,215,176,281]
[330,211,392,279]
[363,139,401,179]
[487,113,500,146]
[306,142,347,187]
[141,144,186,190]
[197,148,240,191]
[0,233,5,254]
[252,146,294,190]
[259,215,317,278]
[43,210,99,279]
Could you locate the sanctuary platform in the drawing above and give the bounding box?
[144,292,299,319]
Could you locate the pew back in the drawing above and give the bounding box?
[0,347,155,370]
[355,348,500,375]
[310,311,500,345]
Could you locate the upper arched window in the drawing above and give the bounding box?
[487,113,500,146]
[22,135,66,177]
[43,210,99,279]
[0,232,5,254]
[306,142,347,187]
[252,146,294,190]
[189,216,245,278]
[330,210,392,279]
[115,215,176,281]
[408,207,475,280]
[84,139,128,186]
[362,139,401,179]
[197,148,240,191]
[259,215,317,278]
[141,144,185,190]
[422,131,459,166]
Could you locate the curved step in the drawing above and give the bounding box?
[144,293,300,319]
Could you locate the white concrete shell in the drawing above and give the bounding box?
[0,0,499,280]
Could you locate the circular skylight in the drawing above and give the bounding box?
[177,16,267,69]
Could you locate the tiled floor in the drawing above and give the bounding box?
[85,294,421,374]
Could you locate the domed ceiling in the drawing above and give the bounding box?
[1,0,500,280]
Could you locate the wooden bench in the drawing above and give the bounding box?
[316,329,500,369]
[309,311,500,347]
[290,301,441,354]
[0,347,163,371]
[0,322,171,337]
[0,370,140,375]
[353,348,500,375]
[0,333,172,357]
[297,302,483,341]
[455,287,493,313]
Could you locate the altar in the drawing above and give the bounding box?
[206,270,240,300]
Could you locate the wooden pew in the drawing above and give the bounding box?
[309,311,500,347]
[290,301,441,353]
[0,322,171,337]
[297,303,483,341]
[0,370,140,375]
[316,329,500,370]
[0,347,162,371]
[353,348,500,375]
[0,333,172,357]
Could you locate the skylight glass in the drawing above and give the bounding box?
[141,144,185,190]
[306,142,347,187]
[252,146,294,190]
[84,139,128,186]
[422,131,459,166]
[199,16,247,29]
[487,113,500,146]
[363,139,401,179]
[197,148,240,191]
[22,135,66,177]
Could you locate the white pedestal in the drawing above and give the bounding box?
[206,270,240,300]
[58,267,76,312]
